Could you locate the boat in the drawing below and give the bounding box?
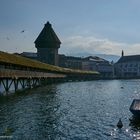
[130,99,140,116]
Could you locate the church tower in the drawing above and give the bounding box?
[122,50,124,57]
[34,22,61,65]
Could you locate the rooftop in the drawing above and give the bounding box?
[34,21,61,46]
[0,51,99,75]
[117,55,140,63]
[21,52,37,58]
[84,56,108,62]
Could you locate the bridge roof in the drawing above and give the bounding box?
[0,51,99,75]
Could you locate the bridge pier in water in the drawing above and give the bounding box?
[0,73,99,95]
[0,77,42,95]
[0,76,69,95]
[1,76,100,95]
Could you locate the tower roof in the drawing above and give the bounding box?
[34,21,61,45]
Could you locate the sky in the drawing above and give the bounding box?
[1,0,140,56]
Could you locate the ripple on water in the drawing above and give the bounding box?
[0,80,140,139]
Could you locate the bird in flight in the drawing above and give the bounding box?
[6,37,10,40]
[20,30,25,33]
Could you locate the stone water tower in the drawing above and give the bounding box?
[34,22,61,65]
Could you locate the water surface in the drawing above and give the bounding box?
[0,80,140,139]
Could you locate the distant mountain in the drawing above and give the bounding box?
[95,54,120,62]
[67,52,120,62]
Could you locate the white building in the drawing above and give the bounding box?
[115,51,140,78]
[82,56,114,78]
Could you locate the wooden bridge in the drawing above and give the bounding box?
[0,51,99,95]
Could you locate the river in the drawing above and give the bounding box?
[0,80,140,140]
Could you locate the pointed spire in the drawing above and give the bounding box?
[34,21,61,47]
[122,50,124,57]
[45,21,52,28]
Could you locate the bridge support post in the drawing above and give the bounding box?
[13,78,19,92]
[5,79,9,93]
[36,78,40,86]
[27,78,31,89]
[1,79,13,94]
[19,79,25,89]
[32,78,35,87]
[32,78,38,87]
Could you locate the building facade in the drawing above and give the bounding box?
[59,55,83,69]
[82,56,114,78]
[115,51,140,78]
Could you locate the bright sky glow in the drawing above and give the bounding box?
[0,0,140,56]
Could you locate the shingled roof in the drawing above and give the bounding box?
[34,22,61,45]
[0,51,99,75]
[117,55,140,63]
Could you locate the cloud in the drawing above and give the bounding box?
[60,35,140,55]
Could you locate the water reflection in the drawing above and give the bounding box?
[0,85,62,139]
[129,115,140,130]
